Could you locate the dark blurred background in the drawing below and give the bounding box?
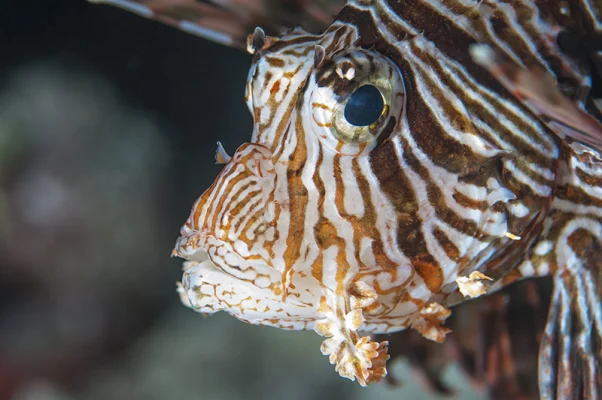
[0,1,483,399]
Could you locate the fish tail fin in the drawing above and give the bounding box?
[539,264,602,399]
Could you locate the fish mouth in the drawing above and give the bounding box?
[172,224,323,328]
[173,232,244,314]
[173,229,278,283]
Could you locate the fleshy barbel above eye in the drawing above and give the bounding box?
[308,49,405,156]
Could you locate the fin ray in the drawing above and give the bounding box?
[89,0,343,50]
[539,268,602,399]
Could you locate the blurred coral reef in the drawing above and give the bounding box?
[0,63,172,398]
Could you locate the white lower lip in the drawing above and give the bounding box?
[180,258,321,327]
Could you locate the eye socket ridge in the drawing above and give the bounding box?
[308,49,405,155]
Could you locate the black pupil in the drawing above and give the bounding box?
[344,85,384,126]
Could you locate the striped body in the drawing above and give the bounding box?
[126,0,602,396]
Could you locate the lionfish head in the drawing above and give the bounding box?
[173,24,412,384]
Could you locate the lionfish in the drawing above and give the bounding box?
[92,0,602,398]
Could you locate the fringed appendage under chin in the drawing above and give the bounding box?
[315,290,389,386]
[539,268,602,399]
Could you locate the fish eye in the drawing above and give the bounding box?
[309,49,405,155]
[344,85,385,126]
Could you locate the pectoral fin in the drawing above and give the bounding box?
[469,44,602,153]
[539,254,602,399]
